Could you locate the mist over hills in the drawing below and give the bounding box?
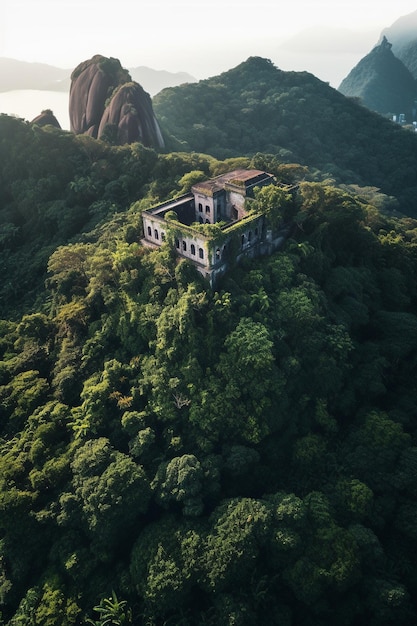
[381,9,417,78]
[0,58,70,92]
[3,44,417,214]
[129,66,196,96]
[3,8,417,128]
[0,57,196,96]
[338,10,417,121]
[338,37,417,120]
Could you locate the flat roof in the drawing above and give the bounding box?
[192,169,273,196]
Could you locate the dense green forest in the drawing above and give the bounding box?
[2,83,417,625]
[153,56,417,216]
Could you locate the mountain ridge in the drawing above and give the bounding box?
[338,37,417,119]
[0,57,70,92]
[381,9,417,77]
[337,10,417,120]
[153,56,417,214]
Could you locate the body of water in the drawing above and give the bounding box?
[0,90,70,130]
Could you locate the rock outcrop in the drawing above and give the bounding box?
[69,55,164,148]
[381,10,417,79]
[69,55,130,137]
[97,82,164,147]
[30,109,61,129]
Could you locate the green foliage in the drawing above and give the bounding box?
[202,498,271,592]
[152,454,204,516]
[69,438,151,552]
[154,57,417,216]
[177,169,207,193]
[87,590,132,625]
[2,109,417,624]
[33,581,80,626]
[252,184,294,227]
[0,369,49,434]
[0,115,158,317]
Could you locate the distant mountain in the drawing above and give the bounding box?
[381,10,417,78]
[0,58,70,92]
[0,57,196,97]
[337,10,417,121]
[129,66,196,95]
[274,26,380,87]
[338,37,417,120]
[153,56,417,214]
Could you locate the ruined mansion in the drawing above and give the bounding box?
[141,169,293,285]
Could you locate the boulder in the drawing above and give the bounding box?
[69,54,164,148]
[69,55,130,137]
[98,82,164,147]
[31,109,61,129]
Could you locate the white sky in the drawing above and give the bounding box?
[2,0,417,85]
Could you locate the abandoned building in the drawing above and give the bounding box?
[141,169,293,285]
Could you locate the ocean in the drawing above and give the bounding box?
[0,90,70,130]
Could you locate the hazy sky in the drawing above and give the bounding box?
[2,0,417,85]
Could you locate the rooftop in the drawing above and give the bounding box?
[192,169,273,196]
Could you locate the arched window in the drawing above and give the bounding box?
[215,248,221,259]
[182,241,187,251]
[241,234,245,247]
[154,229,159,240]
[199,203,203,212]
[191,244,196,255]
[161,232,166,241]
[175,239,180,249]
[147,226,152,236]
[205,219,210,224]
[248,231,252,241]
[255,227,259,237]
[205,205,210,213]
[199,248,204,259]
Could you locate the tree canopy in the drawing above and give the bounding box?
[1,111,417,624]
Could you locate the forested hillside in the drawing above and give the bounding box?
[153,56,417,216]
[0,114,161,318]
[2,101,417,624]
